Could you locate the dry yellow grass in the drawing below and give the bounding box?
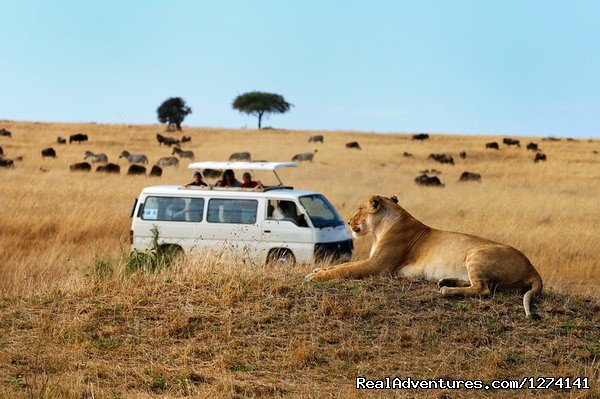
[0,121,599,398]
[0,121,598,294]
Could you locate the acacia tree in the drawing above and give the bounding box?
[232,91,292,129]
[156,97,192,131]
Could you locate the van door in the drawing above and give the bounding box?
[262,199,313,262]
[204,197,263,261]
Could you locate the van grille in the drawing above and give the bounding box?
[314,240,353,262]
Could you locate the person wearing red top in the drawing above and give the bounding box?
[241,172,263,189]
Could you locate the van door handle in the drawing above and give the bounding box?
[264,230,271,233]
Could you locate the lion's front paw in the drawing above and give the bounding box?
[305,269,325,282]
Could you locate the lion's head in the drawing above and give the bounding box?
[348,195,399,237]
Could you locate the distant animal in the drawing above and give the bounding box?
[403,152,413,157]
[291,150,317,162]
[119,150,148,164]
[304,195,543,318]
[56,136,67,145]
[412,133,429,141]
[428,153,454,165]
[0,128,11,137]
[149,165,163,177]
[0,158,14,168]
[127,164,146,175]
[96,163,120,173]
[308,135,324,143]
[566,138,579,142]
[503,138,521,147]
[156,134,180,146]
[458,171,482,182]
[228,152,251,161]
[346,141,361,149]
[181,135,192,143]
[459,151,467,159]
[41,148,56,158]
[534,153,547,163]
[485,142,499,150]
[69,162,91,172]
[415,174,444,187]
[203,168,222,179]
[542,137,560,142]
[419,169,442,175]
[69,133,88,144]
[157,156,179,167]
[526,142,538,151]
[172,147,194,159]
[84,151,108,163]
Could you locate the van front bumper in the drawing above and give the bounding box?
[314,239,353,263]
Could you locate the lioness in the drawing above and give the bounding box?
[305,195,543,318]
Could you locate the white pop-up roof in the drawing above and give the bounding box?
[187,161,297,171]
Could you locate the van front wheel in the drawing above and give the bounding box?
[266,249,296,267]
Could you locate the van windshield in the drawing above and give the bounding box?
[299,194,344,228]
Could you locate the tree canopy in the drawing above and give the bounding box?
[232,92,292,129]
[156,97,192,131]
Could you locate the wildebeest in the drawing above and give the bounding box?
[428,153,454,165]
[119,150,148,164]
[292,150,317,162]
[69,133,88,144]
[42,148,56,158]
[84,151,108,163]
[127,164,146,175]
[485,142,499,149]
[403,152,413,157]
[181,135,192,143]
[157,156,179,167]
[0,128,11,137]
[0,158,14,168]
[412,133,430,141]
[534,153,547,163]
[459,151,467,159]
[229,152,251,161]
[156,134,180,146]
[56,136,67,144]
[526,142,538,151]
[419,169,442,175]
[346,141,361,149]
[96,163,120,173]
[308,135,324,143]
[172,147,194,159]
[69,162,91,172]
[458,171,482,182]
[203,168,222,179]
[415,174,444,187]
[503,138,521,147]
[149,165,163,177]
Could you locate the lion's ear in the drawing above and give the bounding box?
[390,196,398,204]
[370,195,382,210]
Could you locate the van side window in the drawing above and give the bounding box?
[267,200,299,222]
[141,196,205,222]
[207,199,258,224]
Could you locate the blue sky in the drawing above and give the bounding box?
[1,1,599,137]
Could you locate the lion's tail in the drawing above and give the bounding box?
[523,273,543,319]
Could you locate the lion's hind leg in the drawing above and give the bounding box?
[437,278,470,291]
[439,254,492,297]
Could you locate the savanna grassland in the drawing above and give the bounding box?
[0,121,599,398]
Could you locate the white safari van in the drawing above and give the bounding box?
[130,162,353,265]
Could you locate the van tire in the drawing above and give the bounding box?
[266,248,296,267]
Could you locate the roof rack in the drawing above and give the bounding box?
[187,161,297,188]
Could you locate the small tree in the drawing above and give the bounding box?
[156,97,192,131]
[232,91,292,129]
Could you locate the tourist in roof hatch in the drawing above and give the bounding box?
[241,172,263,189]
[216,169,242,187]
